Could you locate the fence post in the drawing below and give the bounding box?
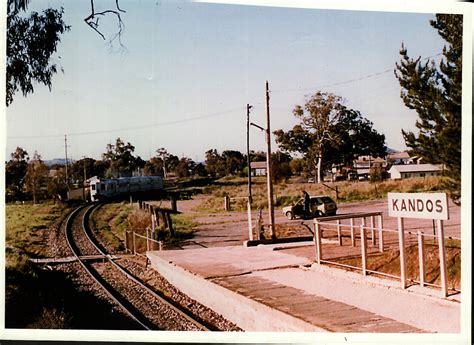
[418,231,425,287]
[146,227,150,251]
[398,217,407,289]
[360,224,367,276]
[437,219,448,297]
[125,230,129,253]
[132,231,136,254]
[167,212,175,237]
[378,214,384,253]
[224,196,230,211]
[170,197,177,212]
[350,218,355,247]
[314,220,322,264]
[336,219,342,246]
[370,216,376,246]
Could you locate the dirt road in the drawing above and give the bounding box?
[177,197,461,249]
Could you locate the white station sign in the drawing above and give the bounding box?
[387,192,449,220]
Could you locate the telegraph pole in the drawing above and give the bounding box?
[64,134,69,188]
[246,104,253,203]
[265,81,275,239]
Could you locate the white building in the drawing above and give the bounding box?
[388,164,442,179]
[250,161,267,176]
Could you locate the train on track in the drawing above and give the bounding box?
[89,176,164,201]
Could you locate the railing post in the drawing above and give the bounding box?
[398,217,407,289]
[360,224,367,276]
[370,216,376,246]
[417,231,425,287]
[337,219,342,246]
[437,219,448,297]
[314,220,322,264]
[350,218,355,247]
[378,214,384,253]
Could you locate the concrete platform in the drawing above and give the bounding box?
[147,243,460,332]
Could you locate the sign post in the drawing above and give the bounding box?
[388,193,449,297]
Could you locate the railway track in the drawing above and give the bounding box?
[64,203,211,331]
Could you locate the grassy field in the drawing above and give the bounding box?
[196,175,446,212]
[5,202,68,269]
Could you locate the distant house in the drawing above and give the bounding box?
[250,161,267,176]
[352,156,386,178]
[388,164,442,179]
[387,151,411,165]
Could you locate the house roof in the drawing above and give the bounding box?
[250,161,267,169]
[388,151,411,160]
[389,164,442,173]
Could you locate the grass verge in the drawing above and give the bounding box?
[197,176,446,213]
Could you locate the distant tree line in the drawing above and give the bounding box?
[4,137,306,203]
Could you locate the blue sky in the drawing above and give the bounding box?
[5,0,452,162]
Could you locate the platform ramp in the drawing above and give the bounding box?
[147,244,458,332]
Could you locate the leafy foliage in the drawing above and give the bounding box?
[24,152,49,204]
[274,92,386,183]
[394,14,462,202]
[6,147,29,201]
[102,138,143,177]
[6,1,70,106]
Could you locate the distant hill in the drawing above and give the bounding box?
[44,158,75,167]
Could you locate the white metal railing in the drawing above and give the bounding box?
[313,213,460,298]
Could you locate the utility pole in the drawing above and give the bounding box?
[246,104,253,203]
[265,81,275,239]
[64,134,69,188]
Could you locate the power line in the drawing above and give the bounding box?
[7,107,244,140]
[272,47,460,94]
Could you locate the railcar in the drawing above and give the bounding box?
[90,176,163,201]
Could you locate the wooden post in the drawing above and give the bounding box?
[418,231,425,287]
[154,209,160,227]
[360,224,367,276]
[146,227,150,251]
[247,198,253,241]
[336,219,342,246]
[132,231,136,254]
[161,211,168,229]
[170,197,177,212]
[437,219,448,297]
[314,220,322,264]
[167,212,175,237]
[350,218,355,247]
[370,216,376,246]
[151,213,156,232]
[398,217,407,289]
[378,214,384,253]
[224,196,230,211]
[130,195,133,206]
[124,230,129,253]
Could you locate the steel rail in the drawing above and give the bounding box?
[81,203,211,331]
[65,204,152,330]
[84,204,211,331]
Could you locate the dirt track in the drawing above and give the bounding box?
[177,197,461,249]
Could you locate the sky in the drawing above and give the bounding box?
[4,0,459,163]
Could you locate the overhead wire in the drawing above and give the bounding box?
[7,107,245,140]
